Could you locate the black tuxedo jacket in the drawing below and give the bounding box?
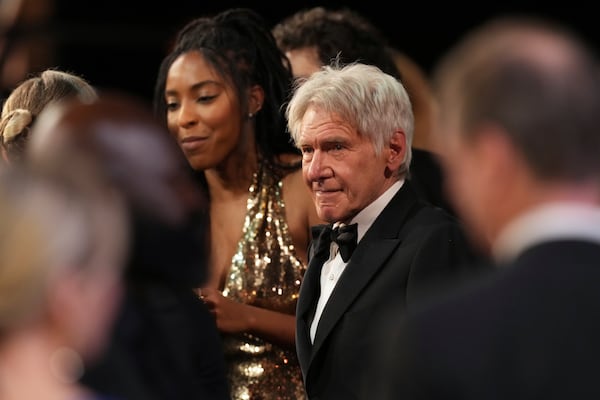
[378,239,600,400]
[296,181,487,399]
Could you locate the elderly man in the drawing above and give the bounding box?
[285,62,487,399]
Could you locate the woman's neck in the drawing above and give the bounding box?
[205,148,260,200]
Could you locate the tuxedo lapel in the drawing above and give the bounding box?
[297,224,331,319]
[296,224,332,369]
[310,238,400,357]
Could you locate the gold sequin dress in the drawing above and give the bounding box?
[221,161,307,400]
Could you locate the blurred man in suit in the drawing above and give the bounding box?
[375,16,600,400]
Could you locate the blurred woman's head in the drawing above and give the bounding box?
[29,91,210,287]
[0,69,97,164]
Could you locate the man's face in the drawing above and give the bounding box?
[296,105,402,224]
[439,121,495,252]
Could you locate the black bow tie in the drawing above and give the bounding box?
[330,223,358,262]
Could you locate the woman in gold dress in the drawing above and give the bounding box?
[153,8,322,400]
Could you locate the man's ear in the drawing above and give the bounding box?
[387,129,407,169]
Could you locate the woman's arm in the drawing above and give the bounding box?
[198,287,296,349]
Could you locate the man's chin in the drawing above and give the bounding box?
[317,207,342,224]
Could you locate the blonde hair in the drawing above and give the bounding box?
[0,69,97,162]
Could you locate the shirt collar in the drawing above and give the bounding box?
[493,202,600,264]
[348,179,404,243]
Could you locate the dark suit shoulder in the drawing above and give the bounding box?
[399,198,466,240]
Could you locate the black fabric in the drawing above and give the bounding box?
[296,181,489,399]
[81,208,230,400]
[409,148,455,216]
[331,223,358,262]
[376,240,600,399]
[310,224,333,262]
[125,207,208,287]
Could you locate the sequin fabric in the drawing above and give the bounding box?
[222,161,307,400]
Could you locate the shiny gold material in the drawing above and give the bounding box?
[222,161,307,400]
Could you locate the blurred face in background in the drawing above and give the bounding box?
[284,47,321,79]
[436,112,499,254]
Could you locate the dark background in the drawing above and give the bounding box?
[14,1,600,105]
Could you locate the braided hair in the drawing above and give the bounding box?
[154,8,298,166]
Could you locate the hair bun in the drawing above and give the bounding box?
[1,109,33,144]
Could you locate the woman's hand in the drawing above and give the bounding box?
[195,286,296,348]
[197,287,250,334]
